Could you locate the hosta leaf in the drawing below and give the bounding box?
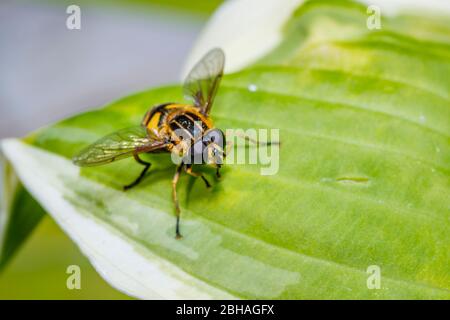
[1,0,449,299]
[0,157,46,270]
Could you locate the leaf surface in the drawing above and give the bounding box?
[1,0,449,299]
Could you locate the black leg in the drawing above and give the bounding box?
[216,167,221,179]
[172,164,183,239]
[185,165,211,188]
[123,153,151,190]
[235,132,280,146]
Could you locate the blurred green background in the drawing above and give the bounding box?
[0,0,221,299]
[0,216,131,299]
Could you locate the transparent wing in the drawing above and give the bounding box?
[72,126,165,167]
[183,48,225,115]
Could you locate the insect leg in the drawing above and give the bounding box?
[172,164,183,239]
[216,166,221,179]
[123,153,151,190]
[236,132,280,146]
[185,165,211,188]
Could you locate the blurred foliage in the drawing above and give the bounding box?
[0,216,130,299]
[44,0,223,16]
[112,0,223,15]
[0,186,45,271]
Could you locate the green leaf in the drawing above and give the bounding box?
[1,0,449,299]
[49,0,223,17]
[0,157,46,270]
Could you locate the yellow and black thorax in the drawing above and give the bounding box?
[142,103,213,145]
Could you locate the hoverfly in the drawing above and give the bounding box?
[73,48,226,239]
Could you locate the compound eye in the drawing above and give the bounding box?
[203,129,224,148]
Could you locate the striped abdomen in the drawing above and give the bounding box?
[142,103,213,142]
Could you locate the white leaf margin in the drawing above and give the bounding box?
[1,139,236,300]
[0,152,19,259]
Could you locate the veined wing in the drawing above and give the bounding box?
[183,48,225,115]
[72,126,165,167]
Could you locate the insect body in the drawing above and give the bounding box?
[73,48,226,238]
